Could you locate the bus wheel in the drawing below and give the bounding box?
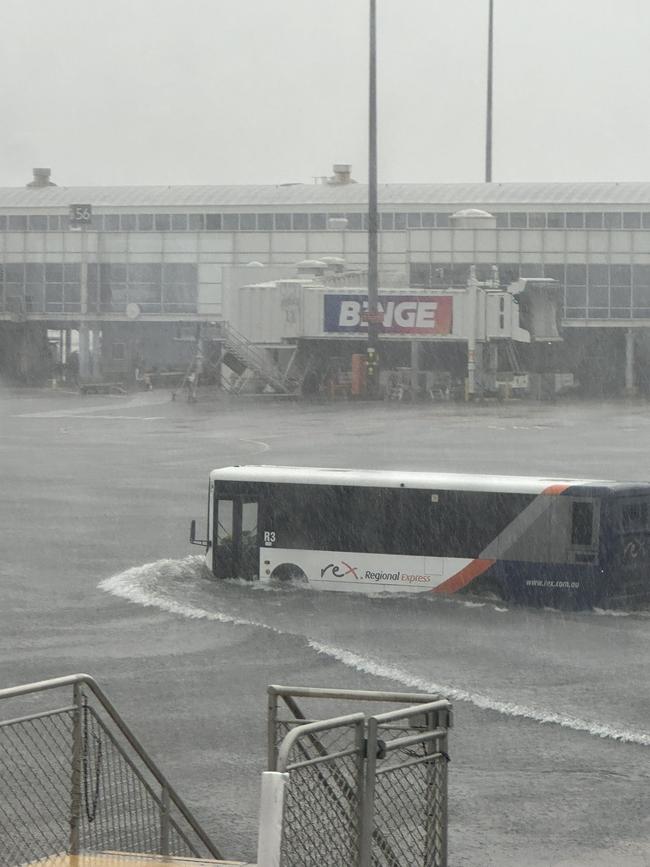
[270,564,308,585]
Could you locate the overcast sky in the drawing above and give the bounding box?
[2,0,649,188]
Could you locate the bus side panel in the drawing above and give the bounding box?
[471,494,602,608]
[496,560,598,608]
[601,495,650,607]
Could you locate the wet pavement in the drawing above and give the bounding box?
[1,387,649,865]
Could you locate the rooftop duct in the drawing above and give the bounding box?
[27,168,56,188]
[450,208,495,229]
[296,259,327,276]
[328,164,355,185]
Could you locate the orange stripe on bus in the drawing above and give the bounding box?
[542,483,570,495]
[433,558,496,594]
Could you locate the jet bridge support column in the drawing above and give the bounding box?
[625,328,636,396]
[78,324,91,380]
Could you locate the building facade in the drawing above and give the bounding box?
[2,168,650,393]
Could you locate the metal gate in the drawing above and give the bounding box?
[263,685,452,867]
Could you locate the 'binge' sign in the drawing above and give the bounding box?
[324,294,453,334]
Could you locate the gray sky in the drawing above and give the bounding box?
[2,0,649,188]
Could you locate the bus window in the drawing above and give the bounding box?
[622,502,648,531]
[216,499,233,544]
[571,501,594,546]
[242,501,258,536]
[240,500,259,579]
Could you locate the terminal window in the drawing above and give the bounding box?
[310,213,327,230]
[171,213,188,231]
[138,214,154,231]
[604,212,622,229]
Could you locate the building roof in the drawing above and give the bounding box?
[4,181,650,209]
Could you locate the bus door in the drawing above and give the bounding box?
[567,498,600,565]
[615,497,650,601]
[213,496,259,579]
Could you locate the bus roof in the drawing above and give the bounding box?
[209,465,644,496]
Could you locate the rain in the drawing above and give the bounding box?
[1,3,649,866]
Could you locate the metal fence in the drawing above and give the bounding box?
[266,685,452,867]
[277,714,365,867]
[0,674,223,866]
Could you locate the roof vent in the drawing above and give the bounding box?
[450,208,495,229]
[27,168,56,188]
[320,256,346,273]
[328,164,355,185]
[297,259,328,276]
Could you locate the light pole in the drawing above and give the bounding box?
[485,0,494,182]
[366,0,380,394]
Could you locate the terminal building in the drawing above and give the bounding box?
[2,165,650,396]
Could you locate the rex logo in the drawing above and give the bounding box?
[321,562,360,579]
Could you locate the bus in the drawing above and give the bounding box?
[189,465,650,609]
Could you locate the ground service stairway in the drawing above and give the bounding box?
[0,675,228,866]
[2,676,452,867]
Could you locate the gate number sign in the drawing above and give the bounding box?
[69,204,92,225]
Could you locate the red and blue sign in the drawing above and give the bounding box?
[324,294,453,335]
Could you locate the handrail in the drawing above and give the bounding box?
[0,673,224,860]
[276,712,365,772]
[222,323,295,391]
[224,324,281,369]
[268,684,444,705]
[369,698,452,725]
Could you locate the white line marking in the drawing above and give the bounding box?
[240,438,271,453]
[14,414,164,420]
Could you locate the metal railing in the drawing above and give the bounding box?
[277,713,365,866]
[364,702,450,867]
[265,685,452,867]
[222,323,301,395]
[0,674,224,865]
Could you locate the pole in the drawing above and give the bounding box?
[78,226,90,380]
[467,266,478,398]
[367,0,380,395]
[69,683,83,854]
[625,328,636,396]
[485,0,494,182]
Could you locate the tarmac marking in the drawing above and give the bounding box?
[14,396,170,418]
[240,438,271,453]
[14,413,164,420]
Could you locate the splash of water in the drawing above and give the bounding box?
[307,641,650,746]
[99,557,650,748]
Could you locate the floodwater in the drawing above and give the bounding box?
[1,389,649,866]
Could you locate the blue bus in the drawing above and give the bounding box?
[190,466,650,609]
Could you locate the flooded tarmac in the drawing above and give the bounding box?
[1,390,650,865]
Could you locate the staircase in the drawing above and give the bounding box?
[503,339,523,374]
[220,323,301,396]
[0,675,233,866]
